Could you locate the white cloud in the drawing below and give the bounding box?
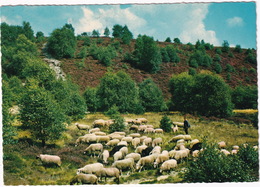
[226,16,244,27]
[1,15,21,25]
[75,5,146,36]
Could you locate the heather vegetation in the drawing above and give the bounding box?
[1,22,258,185]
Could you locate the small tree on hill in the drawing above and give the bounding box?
[160,115,172,132]
[174,38,181,44]
[104,27,110,37]
[165,37,171,42]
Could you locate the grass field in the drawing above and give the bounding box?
[3,111,259,185]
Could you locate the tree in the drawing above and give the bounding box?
[138,78,166,112]
[222,40,230,53]
[36,31,45,42]
[166,45,180,63]
[160,115,172,132]
[104,27,110,37]
[22,21,35,41]
[97,71,141,113]
[170,71,233,117]
[173,38,181,44]
[234,44,242,53]
[47,24,76,58]
[133,35,162,73]
[19,79,66,147]
[92,29,100,37]
[121,25,133,44]
[83,87,99,112]
[112,24,124,38]
[165,37,171,42]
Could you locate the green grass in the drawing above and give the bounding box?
[3,112,258,185]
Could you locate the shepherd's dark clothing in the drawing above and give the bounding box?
[184,120,190,134]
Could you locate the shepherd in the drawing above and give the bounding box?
[183,116,190,134]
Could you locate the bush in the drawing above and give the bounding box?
[234,44,242,53]
[183,143,258,182]
[188,50,212,68]
[245,53,256,64]
[83,87,99,112]
[222,40,230,53]
[213,62,222,74]
[225,64,235,72]
[213,54,221,62]
[109,114,126,133]
[188,68,196,76]
[166,45,180,63]
[215,48,222,54]
[160,115,172,132]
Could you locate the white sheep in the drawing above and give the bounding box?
[94,131,107,136]
[125,153,141,162]
[168,135,185,142]
[106,139,120,147]
[136,154,156,172]
[75,123,90,130]
[151,146,161,155]
[253,145,258,150]
[220,149,230,156]
[119,146,128,157]
[112,158,135,174]
[96,135,110,143]
[139,136,148,143]
[159,159,177,173]
[77,163,104,175]
[129,125,139,131]
[95,167,120,184]
[36,154,61,167]
[152,137,163,147]
[138,125,147,132]
[136,118,148,124]
[117,141,128,147]
[172,125,178,133]
[154,128,164,133]
[101,150,109,164]
[132,138,141,148]
[121,136,133,144]
[113,131,126,136]
[114,151,124,161]
[183,135,192,141]
[144,127,155,133]
[70,173,98,185]
[109,134,124,140]
[135,145,147,154]
[89,127,101,134]
[192,150,200,157]
[154,151,170,168]
[218,141,226,148]
[93,119,106,127]
[84,143,103,157]
[143,137,152,146]
[129,133,141,138]
[169,149,190,161]
[190,139,200,148]
[75,134,96,146]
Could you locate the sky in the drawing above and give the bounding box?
[0,1,257,49]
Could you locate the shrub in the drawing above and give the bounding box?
[226,64,235,72]
[109,114,126,133]
[188,68,196,76]
[160,47,170,62]
[222,40,230,53]
[183,143,258,182]
[245,53,256,64]
[228,52,234,58]
[83,36,91,46]
[165,37,171,42]
[213,54,221,62]
[234,44,242,53]
[83,87,99,112]
[166,45,180,63]
[160,115,172,132]
[173,38,181,44]
[215,48,222,54]
[213,62,222,74]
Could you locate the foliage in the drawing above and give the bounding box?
[245,53,256,64]
[160,47,170,62]
[213,54,221,62]
[83,87,99,112]
[112,24,124,38]
[133,35,162,73]
[97,71,141,113]
[213,62,222,74]
[234,44,242,53]
[173,38,181,44]
[188,50,212,68]
[165,45,180,63]
[104,27,110,37]
[109,114,126,133]
[165,37,171,42]
[222,40,230,53]
[225,64,235,73]
[232,85,258,109]
[170,71,233,117]
[83,36,91,46]
[19,79,67,147]
[160,115,172,132]
[47,24,76,59]
[112,24,133,44]
[36,31,45,42]
[92,29,100,37]
[138,78,167,112]
[183,143,258,182]
[188,68,196,76]
[215,48,222,54]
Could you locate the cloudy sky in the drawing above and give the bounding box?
[0,1,256,48]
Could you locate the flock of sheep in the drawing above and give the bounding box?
[36,117,258,185]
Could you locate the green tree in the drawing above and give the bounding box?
[173,38,181,44]
[19,79,66,147]
[234,44,242,53]
[138,78,166,112]
[133,35,162,73]
[222,40,230,53]
[22,21,35,41]
[121,25,133,44]
[108,114,126,133]
[165,37,171,42]
[166,45,180,63]
[213,62,222,74]
[104,27,110,37]
[160,47,170,62]
[36,31,45,42]
[112,24,124,38]
[92,29,100,37]
[160,115,172,132]
[83,87,99,112]
[47,24,76,58]
[97,71,141,113]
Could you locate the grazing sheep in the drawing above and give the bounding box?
[84,143,103,157]
[172,125,178,133]
[129,125,139,131]
[112,158,135,174]
[94,131,107,136]
[117,141,128,147]
[136,118,148,124]
[70,174,98,185]
[125,119,135,125]
[135,145,148,154]
[183,135,192,141]
[101,150,109,164]
[154,151,170,168]
[75,123,90,131]
[218,141,226,149]
[152,137,163,147]
[144,127,154,134]
[36,154,61,167]
[253,145,258,150]
[220,149,230,156]
[169,149,190,161]
[93,119,106,128]
[89,127,101,134]
[151,146,161,155]
[132,138,141,148]
[106,139,120,147]
[125,153,141,162]
[143,137,152,146]
[141,146,153,157]
[75,134,96,146]
[136,154,156,172]
[231,149,238,155]
[129,133,141,138]
[192,150,200,157]
[154,128,163,133]
[133,119,142,125]
[139,136,148,143]
[114,151,124,161]
[96,136,110,143]
[109,134,124,140]
[77,163,104,175]
[105,120,115,126]
[232,145,239,150]
[138,125,147,132]
[122,136,133,144]
[95,167,120,184]
[146,125,154,129]
[168,135,185,142]
[109,145,126,156]
[190,139,200,148]
[113,131,126,136]
[119,146,128,157]
[190,142,203,154]
[172,121,184,127]
[159,159,177,174]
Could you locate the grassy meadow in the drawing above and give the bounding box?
[3,111,259,185]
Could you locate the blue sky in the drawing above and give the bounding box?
[0,1,256,49]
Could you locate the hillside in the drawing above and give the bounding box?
[44,37,257,100]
